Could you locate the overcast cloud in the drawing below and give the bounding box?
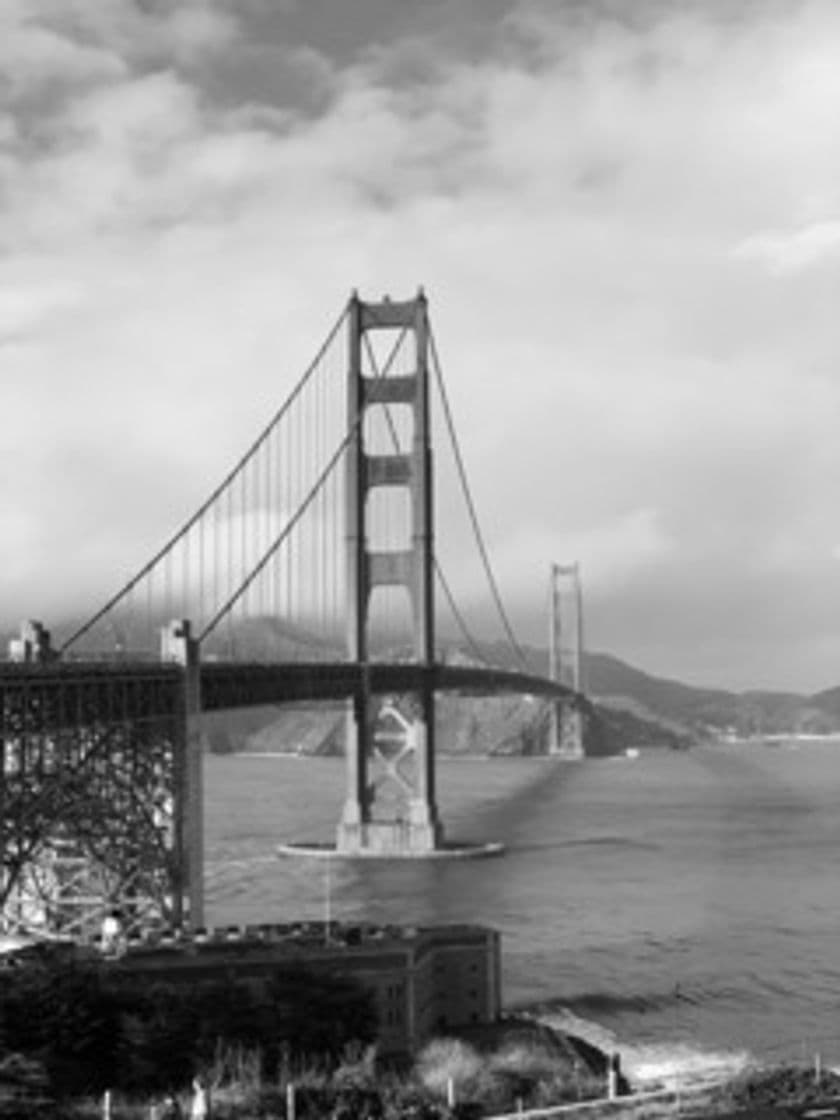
[3,0,840,690]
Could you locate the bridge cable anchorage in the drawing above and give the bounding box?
[428,327,534,674]
[59,303,351,655]
[361,330,488,666]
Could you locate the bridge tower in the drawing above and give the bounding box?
[337,291,443,855]
[548,562,585,759]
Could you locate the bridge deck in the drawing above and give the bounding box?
[0,660,578,724]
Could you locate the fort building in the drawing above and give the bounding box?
[104,921,501,1056]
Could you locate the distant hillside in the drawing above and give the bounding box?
[463,640,840,740]
[808,684,840,720]
[586,697,692,754]
[203,703,344,756]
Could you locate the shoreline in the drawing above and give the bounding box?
[523,1006,751,1094]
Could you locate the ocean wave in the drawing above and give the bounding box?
[618,1040,752,1090]
[537,1007,751,1092]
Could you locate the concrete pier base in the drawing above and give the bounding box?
[549,706,585,760]
[278,839,504,861]
[335,819,443,857]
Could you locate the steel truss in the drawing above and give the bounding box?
[1,663,188,941]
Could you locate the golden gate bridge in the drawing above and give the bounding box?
[0,290,587,942]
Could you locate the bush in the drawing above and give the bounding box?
[0,1050,52,1114]
[489,1040,559,1101]
[416,1038,483,1098]
[726,1065,840,1108]
[414,1025,608,1115]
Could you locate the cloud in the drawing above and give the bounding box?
[4,0,840,689]
[478,508,674,602]
[734,221,840,274]
[2,21,126,97]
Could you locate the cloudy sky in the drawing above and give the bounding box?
[3,0,840,691]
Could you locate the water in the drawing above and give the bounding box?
[204,742,840,1085]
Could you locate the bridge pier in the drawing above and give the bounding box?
[552,703,585,760]
[337,693,368,842]
[337,705,442,855]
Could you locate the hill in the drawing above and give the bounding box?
[584,653,839,738]
[464,640,840,740]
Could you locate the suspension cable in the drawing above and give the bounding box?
[60,303,350,654]
[433,558,486,664]
[429,327,532,672]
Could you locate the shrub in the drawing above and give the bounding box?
[726,1065,840,1108]
[416,1038,483,1098]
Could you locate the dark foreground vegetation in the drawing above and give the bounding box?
[3,960,839,1119]
[715,1064,840,1109]
[5,1048,840,1119]
[0,1036,609,1119]
[0,957,375,1107]
[0,958,611,1117]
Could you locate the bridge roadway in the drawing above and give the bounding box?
[200,660,577,709]
[0,659,579,729]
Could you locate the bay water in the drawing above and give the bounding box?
[204,741,840,1086]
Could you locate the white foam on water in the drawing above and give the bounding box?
[539,1008,752,1092]
[618,1041,752,1091]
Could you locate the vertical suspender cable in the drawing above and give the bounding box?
[59,306,347,656]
